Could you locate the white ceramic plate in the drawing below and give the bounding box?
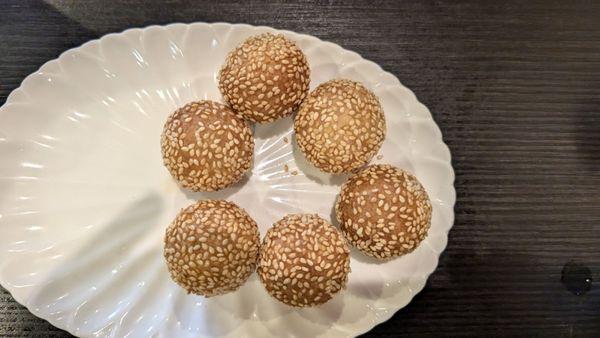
[0,23,455,337]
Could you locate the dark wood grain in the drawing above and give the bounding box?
[1,0,600,336]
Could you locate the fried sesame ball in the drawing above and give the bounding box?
[161,100,254,192]
[335,164,432,259]
[294,79,386,173]
[257,214,350,307]
[218,33,310,123]
[164,200,260,297]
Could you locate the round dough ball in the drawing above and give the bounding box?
[258,214,350,307]
[294,79,386,173]
[335,164,432,259]
[218,33,310,123]
[161,100,254,192]
[164,200,260,296]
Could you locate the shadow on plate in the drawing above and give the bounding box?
[180,170,252,201]
[291,132,349,187]
[26,192,165,333]
[254,115,294,141]
[211,275,294,321]
[170,286,241,336]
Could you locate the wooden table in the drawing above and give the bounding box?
[1,0,599,336]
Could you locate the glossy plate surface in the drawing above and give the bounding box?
[0,23,455,337]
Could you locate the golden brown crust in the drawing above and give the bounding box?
[164,200,260,297]
[257,214,350,307]
[335,164,432,259]
[218,33,310,123]
[294,79,386,173]
[160,100,254,192]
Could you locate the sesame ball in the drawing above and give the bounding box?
[218,33,310,123]
[257,214,350,307]
[160,100,254,192]
[164,200,260,296]
[335,164,432,259]
[294,79,386,173]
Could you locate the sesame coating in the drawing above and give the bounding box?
[294,79,386,173]
[335,164,432,259]
[164,200,260,297]
[257,214,350,307]
[218,33,310,123]
[160,100,254,192]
